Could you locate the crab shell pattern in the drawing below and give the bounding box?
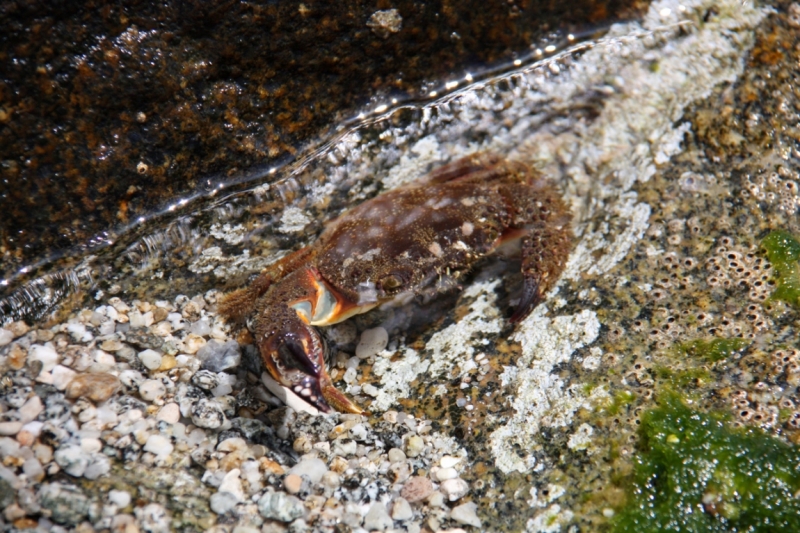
[220,153,573,414]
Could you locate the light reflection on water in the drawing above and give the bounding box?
[0,22,682,324]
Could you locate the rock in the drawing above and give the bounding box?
[108,489,131,508]
[191,398,225,429]
[7,321,30,339]
[356,327,389,359]
[405,435,424,457]
[440,455,461,468]
[364,501,393,531]
[388,448,407,463]
[54,445,90,477]
[84,455,110,480]
[287,457,327,484]
[99,339,124,352]
[29,344,58,372]
[190,319,211,336]
[126,330,163,350]
[143,435,174,458]
[156,403,181,424]
[191,369,220,390]
[137,349,162,370]
[182,333,207,354]
[138,379,167,402]
[0,478,13,509]
[284,474,303,494]
[50,365,77,390]
[196,340,241,372]
[436,467,458,481]
[210,491,240,515]
[440,478,470,501]
[401,476,434,503]
[391,497,413,521]
[135,503,171,533]
[6,343,26,370]
[258,491,305,522]
[219,468,245,500]
[0,422,22,436]
[450,502,482,528]
[0,328,12,346]
[38,483,90,526]
[65,373,120,403]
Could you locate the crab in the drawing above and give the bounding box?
[219,153,573,414]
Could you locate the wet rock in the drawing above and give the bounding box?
[450,502,482,527]
[440,478,469,501]
[196,339,241,372]
[135,503,171,533]
[392,497,413,521]
[401,476,434,503]
[38,482,90,526]
[54,445,90,477]
[191,369,220,390]
[364,501,393,531]
[287,457,327,484]
[137,349,162,370]
[191,398,225,429]
[65,373,120,403]
[258,491,305,522]
[356,327,389,359]
[125,330,164,350]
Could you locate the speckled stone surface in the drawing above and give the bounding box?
[0,0,645,288]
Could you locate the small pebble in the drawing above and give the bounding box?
[0,328,13,346]
[196,340,242,372]
[364,501,393,531]
[138,349,163,370]
[436,467,458,481]
[356,327,389,359]
[405,435,424,457]
[156,403,181,424]
[65,373,120,403]
[143,434,174,458]
[191,398,225,429]
[54,445,90,477]
[0,422,22,436]
[139,380,167,402]
[388,448,406,463]
[50,365,77,390]
[258,491,306,522]
[182,334,207,354]
[287,458,327,484]
[440,478,470,501]
[401,476,434,503]
[18,395,43,423]
[210,491,240,515]
[450,502,482,528]
[284,474,303,494]
[29,344,59,372]
[6,321,30,338]
[391,497,413,521]
[109,489,131,508]
[440,455,461,468]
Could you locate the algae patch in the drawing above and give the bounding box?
[612,395,800,533]
[762,230,800,307]
[679,338,750,363]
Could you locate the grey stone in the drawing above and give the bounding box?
[191,398,225,429]
[258,491,305,522]
[54,445,90,477]
[196,339,242,372]
[191,369,220,390]
[364,501,393,531]
[287,457,327,484]
[38,483,90,526]
[210,491,240,515]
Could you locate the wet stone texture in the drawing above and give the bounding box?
[2,0,800,532]
[0,0,645,287]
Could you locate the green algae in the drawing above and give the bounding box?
[612,395,800,533]
[762,230,800,307]
[679,338,749,363]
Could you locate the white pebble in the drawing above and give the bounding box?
[440,478,469,501]
[18,396,43,424]
[29,344,59,372]
[156,403,181,424]
[138,349,163,370]
[143,434,174,458]
[218,468,245,501]
[80,438,102,454]
[450,501,482,528]
[109,489,132,508]
[0,422,22,436]
[49,365,76,391]
[435,467,458,481]
[391,497,413,521]
[440,455,461,468]
[287,458,328,484]
[362,383,380,397]
[356,327,389,359]
[139,380,167,402]
[0,328,13,346]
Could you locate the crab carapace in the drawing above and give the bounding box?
[220,153,573,414]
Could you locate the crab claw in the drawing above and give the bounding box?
[256,304,364,415]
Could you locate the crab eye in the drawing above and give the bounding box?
[380,275,402,290]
